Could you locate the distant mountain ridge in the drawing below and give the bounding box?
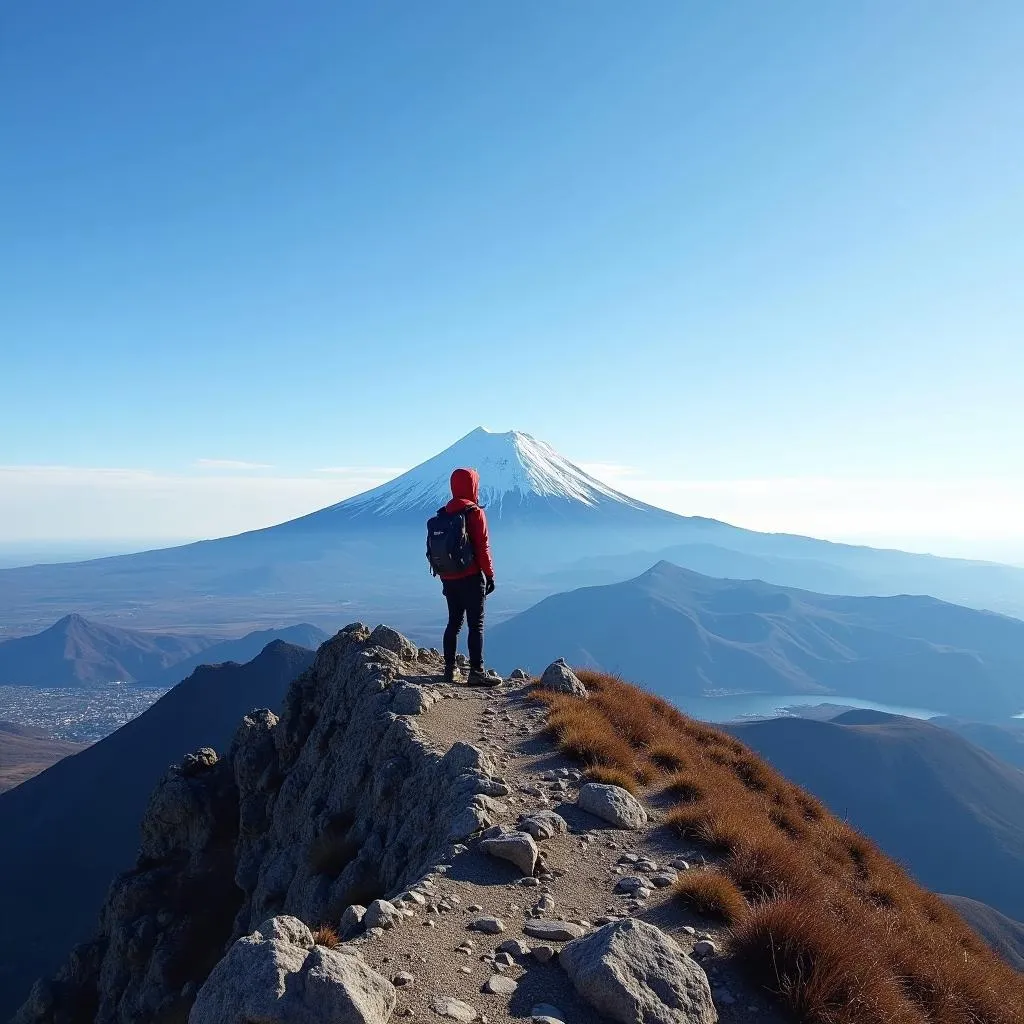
[0,614,215,686]
[727,711,1024,920]
[0,616,328,689]
[141,623,328,686]
[487,561,1024,719]
[0,639,317,1018]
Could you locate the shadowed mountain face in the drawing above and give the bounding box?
[0,640,316,1018]
[5,429,1024,632]
[931,717,1024,769]
[0,614,215,686]
[487,561,1024,719]
[941,895,1024,971]
[726,711,1024,920]
[0,722,84,794]
[140,623,328,686]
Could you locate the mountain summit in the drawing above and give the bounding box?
[292,427,676,527]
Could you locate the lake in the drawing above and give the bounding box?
[669,692,943,724]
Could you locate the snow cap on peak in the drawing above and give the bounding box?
[331,427,648,518]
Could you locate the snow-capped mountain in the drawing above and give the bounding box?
[291,427,686,527]
[6,426,1024,633]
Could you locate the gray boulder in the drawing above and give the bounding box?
[559,919,716,1024]
[189,915,396,1023]
[577,783,648,829]
[429,996,478,1021]
[518,810,569,841]
[340,904,366,938]
[539,659,588,698]
[364,899,403,930]
[367,624,419,660]
[480,830,539,875]
[391,682,438,715]
[523,919,586,942]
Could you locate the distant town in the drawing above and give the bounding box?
[0,683,168,743]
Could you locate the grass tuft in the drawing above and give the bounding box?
[673,870,748,923]
[585,764,640,794]
[311,924,340,948]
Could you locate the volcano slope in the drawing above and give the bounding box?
[15,628,1022,1024]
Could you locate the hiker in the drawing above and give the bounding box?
[426,467,497,687]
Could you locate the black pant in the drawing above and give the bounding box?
[442,572,486,672]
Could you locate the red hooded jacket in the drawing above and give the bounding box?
[441,467,495,580]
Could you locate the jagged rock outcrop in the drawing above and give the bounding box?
[15,624,509,1024]
[14,744,240,1024]
[188,916,395,1024]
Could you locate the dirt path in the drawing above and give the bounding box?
[350,673,788,1024]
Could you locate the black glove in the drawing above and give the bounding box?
[485,576,495,595]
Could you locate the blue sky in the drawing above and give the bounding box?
[2,2,1022,555]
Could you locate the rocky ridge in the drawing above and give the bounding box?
[14,624,785,1024]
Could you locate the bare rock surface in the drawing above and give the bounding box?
[538,659,588,698]
[560,919,717,1024]
[480,829,539,875]
[189,915,396,1023]
[577,781,649,829]
[519,810,569,840]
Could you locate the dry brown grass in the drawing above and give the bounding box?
[585,764,640,793]
[534,669,1024,1024]
[311,924,340,948]
[674,870,748,924]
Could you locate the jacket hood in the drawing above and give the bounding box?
[450,467,480,504]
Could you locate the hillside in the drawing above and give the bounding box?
[4,429,1024,632]
[14,626,1022,1024]
[140,622,328,686]
[727,710,1024,920]
[931,716,1024,769]
[0,614,215,686]
[0,722,84,793]
[941,896,1024,972]
[487,561,1024,719]
[0,640,316,1018]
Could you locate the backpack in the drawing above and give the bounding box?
[426,505,477,576]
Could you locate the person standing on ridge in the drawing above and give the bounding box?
[425,467,497,687]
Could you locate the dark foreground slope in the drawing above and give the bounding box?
[488,561,1024,719]
[0,723,84,793]
[0,614,215,686]
[0,640,315,1018]
[727,710,1024,920]
[941,896,1024,971]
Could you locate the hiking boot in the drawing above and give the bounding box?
[442,665,459,685]
[466,668,501,688]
